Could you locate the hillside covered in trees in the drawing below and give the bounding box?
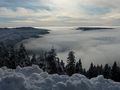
[76,27,114,31]
[0,43,120,82]
[0,27,49,46]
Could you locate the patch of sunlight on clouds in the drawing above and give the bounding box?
[0,0,120,27]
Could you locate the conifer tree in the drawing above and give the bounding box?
[111,62,119,81]
[46,48,58,74]
[0,43,9,67]
[37,51,46,70]
[8,46,17,69]
[55,57,65,74]
[103,64,111,79]
[17,44,30,67]
[61,60,65,70]
[76,59,83,74]
[87,63,94,78]
[66,51,76,76]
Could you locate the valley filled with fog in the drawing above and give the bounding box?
[21,26,120,69]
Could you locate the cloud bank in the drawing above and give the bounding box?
[22,27,120,68]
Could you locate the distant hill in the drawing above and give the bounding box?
[14,27,43,30]
[0,27,49,31]
[0,27,50,46]
[76,27,114,31]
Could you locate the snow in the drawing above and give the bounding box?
[0,65,119,90]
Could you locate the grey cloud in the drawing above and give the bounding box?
[0,0,51,11]
[21,27,120,68]
[0,0,120,26]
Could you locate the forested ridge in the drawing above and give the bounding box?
[0,43,120,82]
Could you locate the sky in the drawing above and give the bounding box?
[0,0,120,27]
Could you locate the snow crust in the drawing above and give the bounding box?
[0,65,119,90]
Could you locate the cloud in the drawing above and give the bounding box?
[0,0,51,10]
[22,27,120,68]
[0,0,120,27]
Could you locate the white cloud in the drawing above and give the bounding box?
[0,0,120,27]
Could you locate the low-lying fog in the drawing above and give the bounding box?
[20,26,120,69]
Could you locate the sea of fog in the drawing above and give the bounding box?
[19,26,120,69]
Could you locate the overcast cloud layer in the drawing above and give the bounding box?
[0,0,120,27]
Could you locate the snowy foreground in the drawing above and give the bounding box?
[0,65,120,90]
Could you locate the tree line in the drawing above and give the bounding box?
[0,43,120,82]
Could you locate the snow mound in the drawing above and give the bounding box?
[0,65,119,90]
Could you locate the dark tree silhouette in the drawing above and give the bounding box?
[56,57,65,74]
[66,51,76,76]
[76,59,83,74]
[87,63,95,78]
[37,51,46,70]
[0,43,120,82]
[17,44,30,67]
[111,62,120,82]
[0,43,9,67]
[99,64,103,75]
[61,60,65,71]
[103,64,111,79]
[46,48,58,74]
[7,46,17,69]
